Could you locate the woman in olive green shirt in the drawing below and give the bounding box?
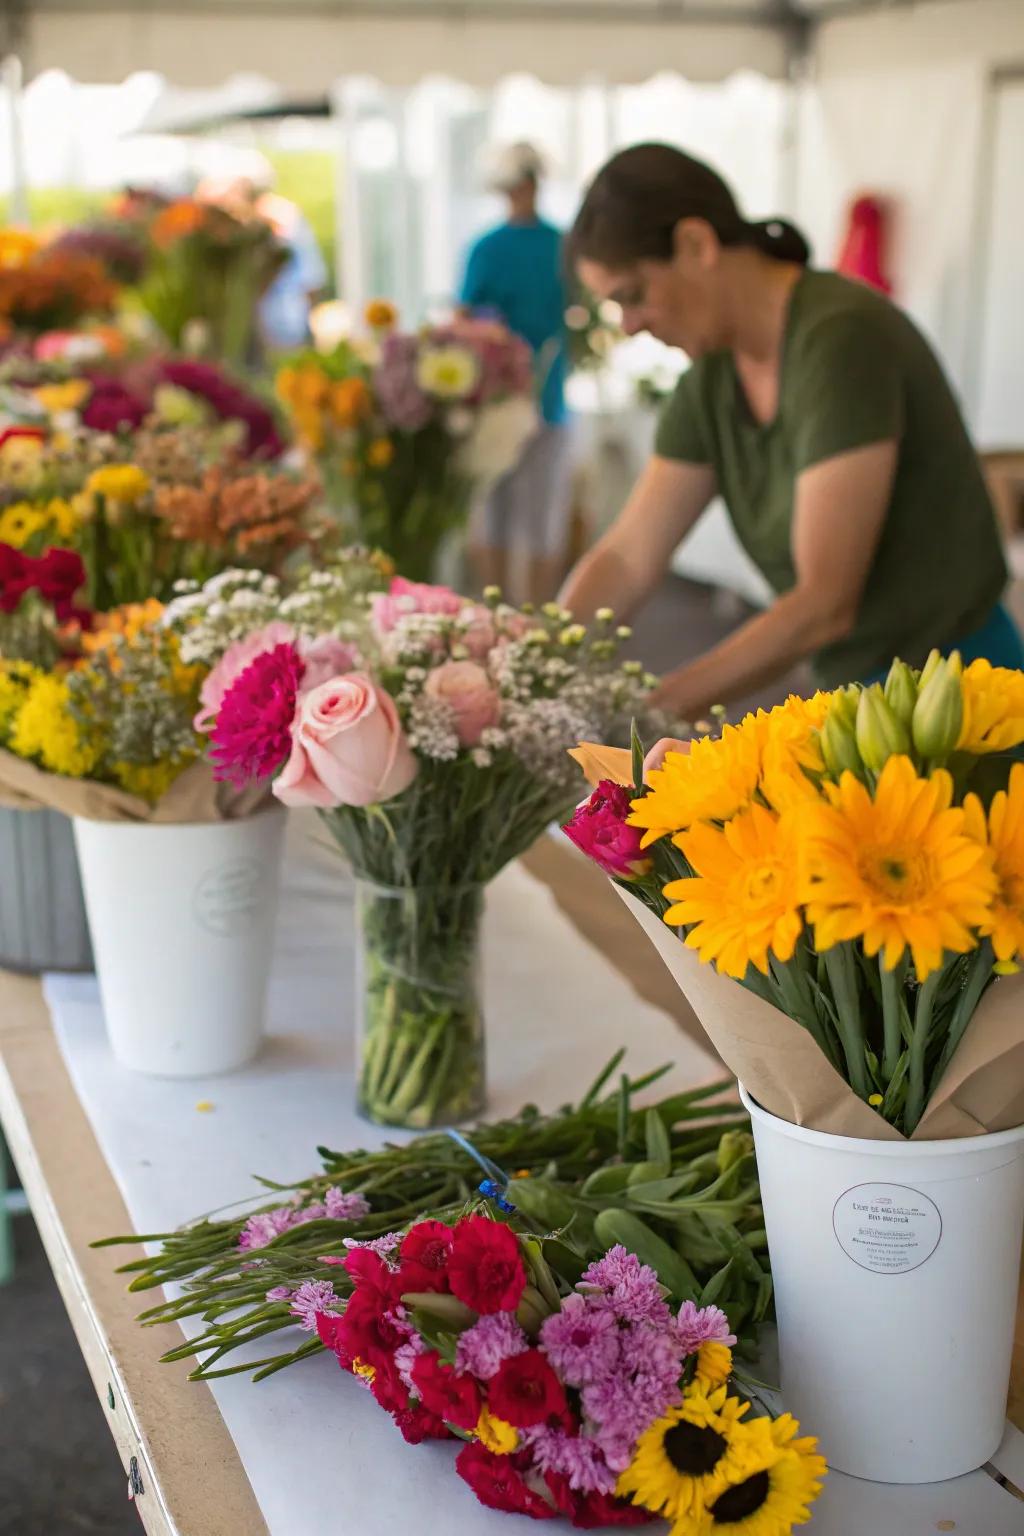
[561,144,1021,720]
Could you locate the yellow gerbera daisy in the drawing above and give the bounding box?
[617,1387,768,1525]
[663,804,803,979]
[696,1413,827,1535]
[800,755,995,979]
[963,764,1024,963]
[628,724,762,848]
[957,658,1024,754]
[754,694,830,812]
[0,501,48,548]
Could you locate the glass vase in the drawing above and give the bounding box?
[355,879,486,1129]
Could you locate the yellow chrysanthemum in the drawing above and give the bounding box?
[617,1387,767,1525]
[33,379,91,416]
[696,1412,827,1535]
[0,501,49,548]
[964,764,1024,963]
[694,1342,734,1393]
[416,345,480,400]
[628,724,762,848]
[957,658,1024,754]
[112,757,192,804]
[0,660,42,742]
[663,804,803,979]
[801,755,996,979]
[475,1407,519,1456]
[82,599,165,655]
[9,673,100,777]
[85,464,151,505]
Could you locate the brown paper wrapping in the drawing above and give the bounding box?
[0,751,270,824]
[574,743,1024,1142]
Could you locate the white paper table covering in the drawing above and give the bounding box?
[43,817,1024,1534]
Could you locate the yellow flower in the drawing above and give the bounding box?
[364,298,398,330]
[664,804,803,979]
[957,659,1024,754]
[366,436,394,469]
[9,673,100,777]
[0,228,40,268]
[33,379,91,416]
[0,433,44,489]
[801,755,996,979]
[617,1386,767,1525]
[964,764,1024,963]
[0,501,49,548]
[351,1357,376,1383]
[0,660,41,741]
[85,464,151,504]
[416,345,480,400]
[694,1342,734,1393]
[48,497,78,539]
[112,757,192,804]
[475,1407,519,1456]
[628,724,762,848]
[83,599,166,655]
[696,1412,827,1535]
[755,694,829,812]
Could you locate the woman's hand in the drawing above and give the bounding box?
[643,736,692,777]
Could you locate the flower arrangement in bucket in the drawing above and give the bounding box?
[185,574,675,1127]
[566,654,1024,1482]
[275,302,538,580]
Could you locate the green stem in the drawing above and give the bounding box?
[880,957,907,1082]
[822,944,872,1100]
[904,969,942,1134]
[929,940,995,1098]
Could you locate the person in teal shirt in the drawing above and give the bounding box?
[460,142,574,604]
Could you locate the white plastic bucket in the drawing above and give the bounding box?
[73,809,286,1078]
[740,1084,1024,1484]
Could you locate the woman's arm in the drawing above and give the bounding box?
[647,439,898,718]
[559,456,717,622]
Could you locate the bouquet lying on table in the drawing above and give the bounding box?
[101,1063,824,1533]
[567,653,1024,1140]
[177,574,675,1126]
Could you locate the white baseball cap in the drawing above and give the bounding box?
[483,140,547,192]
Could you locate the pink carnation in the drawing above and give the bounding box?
[371,576,463,636]
[673,1301,737,1356]
[209,641,306,788]
[563,781,652,880]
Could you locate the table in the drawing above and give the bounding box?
[1,821,1023,1533]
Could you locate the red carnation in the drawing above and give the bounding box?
[369,1355,410,1416]
[489,1349,568,1429]
[344,1246,402,1307]
[34,547,89,623]
[447,1214,527,1315]
[456,1443,557,1520]
[398,1220,454,1293]
[392,1403,452,1445]
[411,1352,481,1432]
[0,543,34,614]
[316,1311,351,1365]
[545,1474,654,1529]
[334,1292,409,1373]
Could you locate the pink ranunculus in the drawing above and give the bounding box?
[273,673,418,809]
[458,605,497,662]
[563,780,652,879]
[300,634,361,691]
[424,660,501,748]
[370,576,464,636]
[195,621,296,732]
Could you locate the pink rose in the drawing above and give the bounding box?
[371,576,463,636]
[563,780,652,879]
[458,605,496,662]
[274,673,418,809]
[424,660,501,748]
[195,621,296,731]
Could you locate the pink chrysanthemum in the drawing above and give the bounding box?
[540,1296,621,1387]
[394,1334,428,1392]
[673,1300,737,1356]
[454,1312,529,1380]
[342,1231,404,1261]
[583,1372,683,1473]
[289,1279,340,1332]
[577,1246,670,1326]
[527,1427,618,1496]
[209,641,305,788]
[325,1188,371,1222]
[265,1285,293,1301]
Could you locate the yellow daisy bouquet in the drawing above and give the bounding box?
[568,653,1024,1139]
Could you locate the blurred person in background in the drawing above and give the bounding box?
[459,141,572,604]
[560,143,1022,737]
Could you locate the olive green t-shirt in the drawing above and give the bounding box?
[655,269,1006,686]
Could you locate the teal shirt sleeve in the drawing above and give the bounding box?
[461,238,493,308]
[654,364,712,464]
[788,313,905,472]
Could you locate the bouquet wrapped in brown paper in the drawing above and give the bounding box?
[566,654,1024,1142]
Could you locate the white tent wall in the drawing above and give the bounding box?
[794,0,1024,439]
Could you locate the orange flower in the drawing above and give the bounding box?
[366,436,394,469]
[328,376,371,429]
[364,298,398,331]
[150,200,208,249]
[83,598,166,655]
[0,229,40,269]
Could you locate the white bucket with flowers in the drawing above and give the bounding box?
[567,652,1024,1483]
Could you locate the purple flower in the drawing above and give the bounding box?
[81,379,148,432]
[582,1372,682,1473]
[374,335,433,431]
[266,1285,293,1301]
[160,358,284,458]
[527,1427,617,1496]
[673,1300,737,1357]
[577,1245,671,1326]
[289,1279,340,1332]
[238,1206,304,1251]
[325,1187,372,1222]
[455,1312,529,1380]
[540,1296,621,1387]
[342,1231,404,1260]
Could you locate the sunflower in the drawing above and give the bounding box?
[964,764,1024,963]
[696,1413,826,1535]
[957,659,1024,754]
[800,755,995,979]
[628,723,762,848]
[617,1387,768,1525]
[694,1342,734,1393]
[663,804,803,979]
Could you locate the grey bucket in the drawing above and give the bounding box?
[0,807,93,974]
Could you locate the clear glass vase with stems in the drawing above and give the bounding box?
[355,878,486,1129]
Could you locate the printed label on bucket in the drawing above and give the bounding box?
[192,858,266,938]
[832,1183,942,1275]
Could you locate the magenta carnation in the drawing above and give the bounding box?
[208,641,305,788]
[563,780,652,879]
